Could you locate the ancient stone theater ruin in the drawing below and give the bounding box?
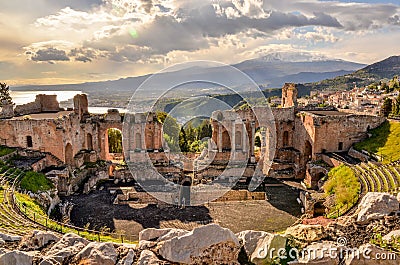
[0,83,385,192]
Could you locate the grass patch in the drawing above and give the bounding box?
[354,121,400,164]
[324,164,360,217]
[0,146,14,157]
[15,192,46,216]
[20,171,54,193]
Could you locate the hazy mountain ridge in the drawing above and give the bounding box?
[13,53,365,96]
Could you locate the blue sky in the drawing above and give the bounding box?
[0,0,399,85]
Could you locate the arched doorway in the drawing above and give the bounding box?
[65,143,73,165]
[86,133,93,150]
[283,131,289,147]
[180,177,192,207]
[305,140,312,162]
[222,130,230,151]
[106,128,123,161]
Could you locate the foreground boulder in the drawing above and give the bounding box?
[383,229,400,242]
[236,230,269,258]
[288,241,343,265]
[0,232,22,242]
[285,224,326,242]
[117,249,135,265]
[19,230,60,250]
[139,227,188,242]
[0,250,35,265]
[74,242,117,265]
[251,233,287,264]
[158,224,240,264]
[137,249,166,265]
[39,233,89,265]
[356,192,399,224]
[345,243,399,264]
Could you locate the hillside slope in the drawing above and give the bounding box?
[302,56,400,91]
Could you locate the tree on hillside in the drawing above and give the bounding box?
[108,129,122,153]
[0,83,13,106]
[381,97,393,117]
[179,127,189,152]
[197,120,212,140]
[392,94,400,117]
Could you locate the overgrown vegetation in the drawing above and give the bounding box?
[354,121,400,163]
[108,128,122,153]
[0,146,14,157]
[15,192,47,215]
[20,171,54,193]
[0,82,13,106]
[157,111,212,153]
[371,232,400,253]
[324,164,360,216]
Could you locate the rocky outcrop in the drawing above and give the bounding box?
[288,241,343,264]
[39,233,89,265]
[157,224,240,264]
[345,243,399,265]
[236,230,269,258]
[383,229,400,242]
[0,250,36,265]
[19,230,60,251]
[137,249,165,265]
[285,224,327,242]
[0,232,22,242]
[117,249,135,265]
[74,242,118,265]
[139,227,188,242]
[250,233,287,265]
[356,192,399,224]
[2,214,400,265]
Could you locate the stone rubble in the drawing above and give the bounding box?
[0,192,398,264]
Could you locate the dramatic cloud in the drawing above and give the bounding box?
[30,48,70,63]
[1,0,399,85]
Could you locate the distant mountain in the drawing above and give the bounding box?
[13,52,365,97]
[301,55,400,91]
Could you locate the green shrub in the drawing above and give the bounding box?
[20,171,54,193]
[0,146,14,157]
[15,192,46,215]
[324,165,360,211]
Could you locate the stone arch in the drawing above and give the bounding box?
[147,131,154,150]
[106,128,123,161]
[222,130,230,151]
[65,143,73,165]
[305,140,312,162]
[283,131,289,147]
[86,133,93,150]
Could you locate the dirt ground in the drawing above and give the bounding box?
[67,180,301,239]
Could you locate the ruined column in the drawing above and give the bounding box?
[251,121,255,157]
[218,123,222,152]
[242,120,247,152]
[231,120,236,152]
[141,123,146,151]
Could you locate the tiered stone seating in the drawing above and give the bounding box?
[352,161,400,194]
[0,170,40,236]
